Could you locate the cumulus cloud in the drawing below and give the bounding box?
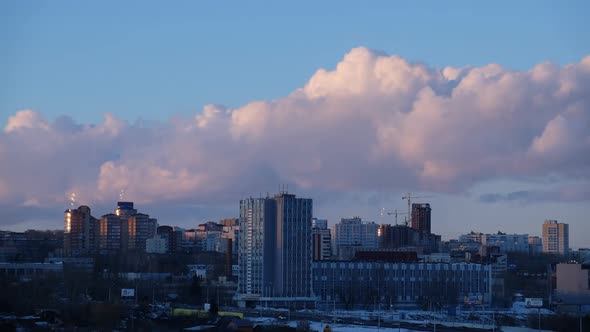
[4,110,50,132]
[1,48,589,227]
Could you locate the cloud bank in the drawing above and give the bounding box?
[1,48,589,222]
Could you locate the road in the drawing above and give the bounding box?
[237,308,493,332]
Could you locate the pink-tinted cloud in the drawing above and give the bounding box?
[1,48,589,219]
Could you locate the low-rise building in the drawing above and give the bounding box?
[0,262,64,279]
[483,232,529,253]
[312,260,492,307]
[556,263,590,296]
[554,262,590,309]
[146,235,168,254]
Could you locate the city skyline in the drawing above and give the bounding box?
[1,2,589,249]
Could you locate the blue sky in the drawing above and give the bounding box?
[2,1,588,125]
[1,1,589,247]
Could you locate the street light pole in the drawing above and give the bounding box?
[492,310,495,332]
[333,298,336,330]
[377,302,381,331]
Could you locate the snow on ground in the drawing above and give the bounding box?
[247,303,558,332]
[249,316,416,332]
[287,321,416,332]
[502,327,555,332]
[510,301,553,315]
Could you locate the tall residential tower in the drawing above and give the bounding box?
[542,220,569,255]
[411,203,431,234]
[64,205,99,256]
[235,193,315,307]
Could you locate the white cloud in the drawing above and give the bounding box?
[0,48,589,222]
[4,110,50,132]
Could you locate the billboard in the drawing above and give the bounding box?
[121,288,135,297]
[464,295,483,305]
[525,298,543,307]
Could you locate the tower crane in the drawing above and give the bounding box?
[380,208,407,226]
[402,192,433,226]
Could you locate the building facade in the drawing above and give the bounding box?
[237,197,276,303]
[458,232,485,243]
[99,202,157,253]
[99,213,122,251]
[482,233,529,253]
[312,261,492,307]
[555,263,590,296]
[156,225,177,253]
[332,217,379,256]
[64,205,99,256]
[542,220,569,255]
[312,225,332,261]
[274,193,314,299]
[235,193,315,307]
[146,235,168,254]
[127,213,158,251]
[378,224,412,249]
[312,218,328,230]
[411,203,431,234]
[528,236,543,255]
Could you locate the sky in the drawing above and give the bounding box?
[1,1,589,247]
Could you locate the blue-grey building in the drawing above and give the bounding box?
[312,261,492,309]
[235,193,315,307]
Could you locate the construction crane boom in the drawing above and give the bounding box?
[401,192,433,226]
[381,208,407,225]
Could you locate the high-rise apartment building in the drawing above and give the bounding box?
[312,218,332,260]
[235,193,314,307]
[64,205,99,256]
[411,203,431,234]
[274,193,313,299]
[542,220,569,255]
[332,217,379,256]
[99,202,157,252]
[99,213,122,251]
[127,213,157,251]
[378,224,412,249]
